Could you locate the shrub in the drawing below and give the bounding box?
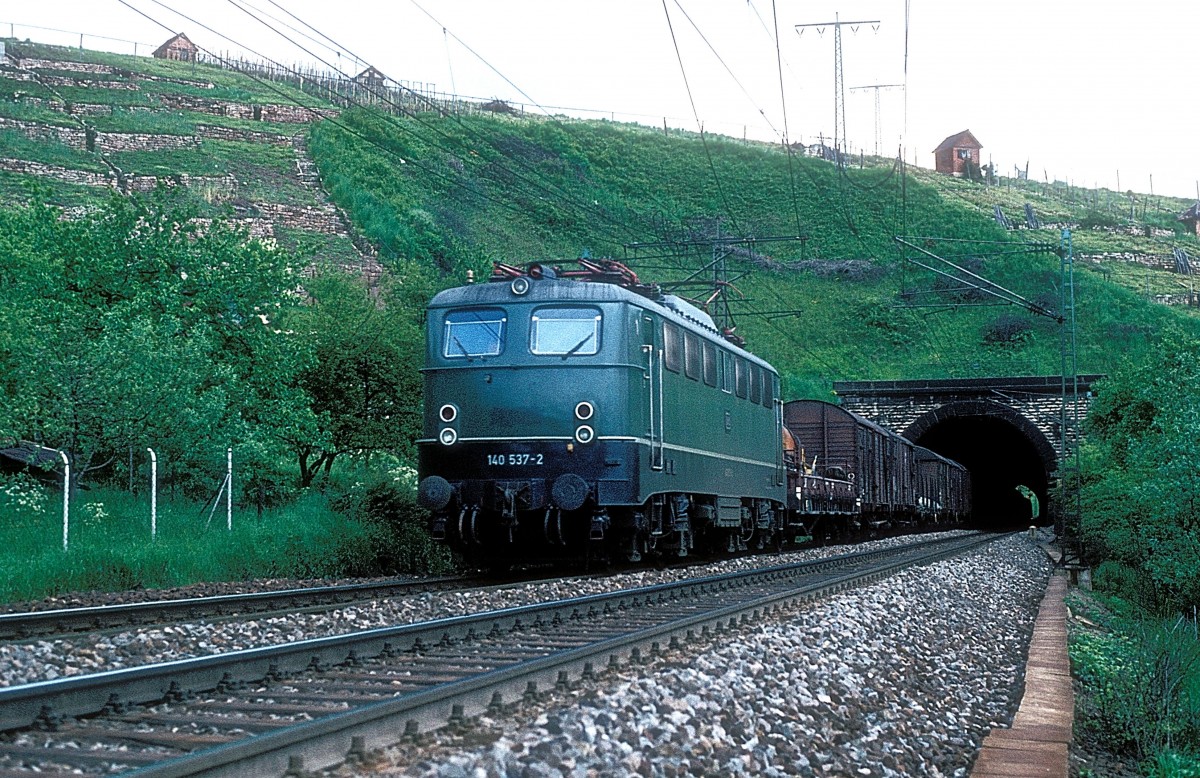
[1145,751,1200,778]
[1073,612,1200,761]
[327,462,456,575]
[982,313,1033,346]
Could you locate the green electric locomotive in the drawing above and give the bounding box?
[417,260,788,565]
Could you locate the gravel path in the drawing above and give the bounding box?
[0,532,973,688]
[348,533,1052,778]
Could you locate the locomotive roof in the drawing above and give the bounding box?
[429,277,776,370]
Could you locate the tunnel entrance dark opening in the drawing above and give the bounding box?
[910,415,1050,530]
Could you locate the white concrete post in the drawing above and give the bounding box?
[147,448,157,541]
[226,447,232,531]
[59,450,70,551]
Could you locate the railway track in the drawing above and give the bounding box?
[0,532,1001,777]
[0,573,576,642]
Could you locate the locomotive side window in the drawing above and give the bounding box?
[663,322,682,373]
[684,332,701,381]
[749,364,761,404]
[443,308,506,358]
[702,342,717,387]
[735,357,748,399]
[763,373,777,408]
[530,306,602,356]
[720,351,733,393]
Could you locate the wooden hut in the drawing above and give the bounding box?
[933,130,983,177]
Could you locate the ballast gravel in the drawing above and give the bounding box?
[347,534,1052,778]
[0,532,975,687]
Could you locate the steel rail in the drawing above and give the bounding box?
[0,574,529,641]
[0,533,1001,776]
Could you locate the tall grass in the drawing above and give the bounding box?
[1071,591,1200,773]
[0,482,450,603]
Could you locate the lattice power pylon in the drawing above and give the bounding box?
[849,83,903,157]
[796,15,879,166]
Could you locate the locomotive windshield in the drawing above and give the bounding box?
[442,308,506,358]
[530,306,602,356]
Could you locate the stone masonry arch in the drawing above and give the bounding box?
[833,376,1101,527]
[903,399,1058,477]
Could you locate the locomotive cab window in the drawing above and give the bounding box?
[735,358,748,399]
[530,306,602,356]
[443,308,506,358]
[749,364,761,405]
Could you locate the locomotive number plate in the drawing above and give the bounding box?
[486,453,545,466]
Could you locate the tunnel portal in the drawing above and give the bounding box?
[904,403,1054,528]
[834,376,1101,529]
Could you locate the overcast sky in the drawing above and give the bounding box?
[6,1,1199,199]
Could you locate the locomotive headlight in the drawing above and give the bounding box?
[511,277,530,295]
[574,401,595,421]
[439,427,458,446]
[439,404,458,423]
[574,425,595,444]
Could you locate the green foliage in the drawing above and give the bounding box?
[0,191,315,497]
[326,459,455,575]
[1079,329,1200,614]
[0,129,106,171]
[1145,751,1200,778]
[0,474,50,522]
[309,108,1195,394]
[280,271,424,486]
[0,488,394,601]
[1071,596,1200,766]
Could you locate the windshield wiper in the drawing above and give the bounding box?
[561,331,595,360]
[452,335,474,362]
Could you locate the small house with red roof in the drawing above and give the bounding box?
[152,32,197,62]
[934,130,983,177]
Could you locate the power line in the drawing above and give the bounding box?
[659,0,744,236]
[225,0,644,246]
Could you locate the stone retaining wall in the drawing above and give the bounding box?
[0,117,88,148]
[196,124,293,146]
[0,157,111,186]
[97,131,200,153]
[0,117,199,152]
[13,58,118,75]
[157,93,338,123]
[35,74,139,90]
[0,157,238,197]
[1079,252,1174,271]
[254,202,346,234]
[125,173,238,196]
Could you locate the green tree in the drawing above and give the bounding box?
[0,192,315,500]
[1080,328,1200,613]
[283,271,422,486]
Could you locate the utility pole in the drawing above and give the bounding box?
[849,83,903,157]
[796,15,880,168]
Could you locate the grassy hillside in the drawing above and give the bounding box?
[307,108,1200,397]
[4,38,1197,398]
[0,39,361,265]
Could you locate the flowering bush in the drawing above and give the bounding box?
[0,474,49,521]
[82,501,109,529]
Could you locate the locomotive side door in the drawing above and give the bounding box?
[641,314,664,470]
